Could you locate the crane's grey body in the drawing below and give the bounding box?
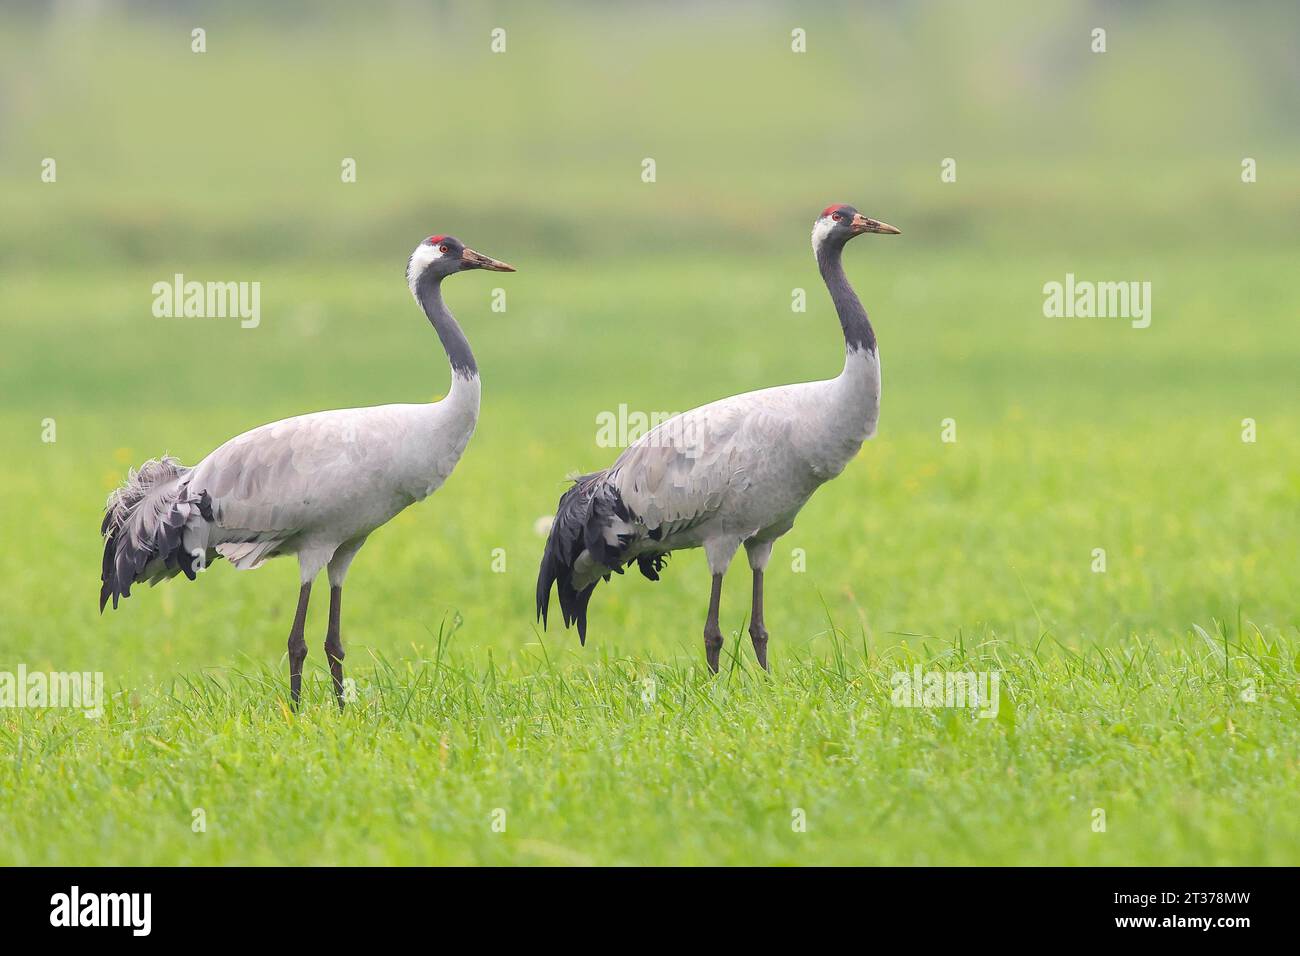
[100,235,513,707]
[188,386,479,580]
[537,204,899,671]
[578,349,879,586]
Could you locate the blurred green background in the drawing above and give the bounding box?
[0,1,1297,864]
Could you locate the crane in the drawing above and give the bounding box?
[536,204,899,672]
[99,235,515,708]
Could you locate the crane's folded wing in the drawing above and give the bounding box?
[608,394,793,535]
[186,408,414,535]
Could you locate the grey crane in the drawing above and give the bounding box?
[536,204,900,672]
[99,235,514,708]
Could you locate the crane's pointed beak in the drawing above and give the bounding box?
[851,213,901,235]
[461,247,516,272]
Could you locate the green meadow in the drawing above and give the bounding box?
[0,2,1296,865]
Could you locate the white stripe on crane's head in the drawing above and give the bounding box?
[810,214,838,252]
[406,237,449,298]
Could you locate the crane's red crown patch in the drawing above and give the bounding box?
[821,204,848,218]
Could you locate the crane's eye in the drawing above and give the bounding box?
[831,212,842,221]
[439,244,449,254]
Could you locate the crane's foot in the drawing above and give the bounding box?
[325,642,346,712]
[703,571,726,674]
[704,625,724,674]
[287,581,313,710]
[288,639,308,710]
[749,623,769,671]
[324,585,347,711]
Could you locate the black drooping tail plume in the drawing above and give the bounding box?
[99,456,213,612]
[535,471,641,645]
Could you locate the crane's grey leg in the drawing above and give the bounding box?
[287,582,312,708]
[749,571,769,670]
[325,586,345,710]
[702,538,739,674]
[324,536,367,712]
[745,539,775,671]
[703,572,725,674]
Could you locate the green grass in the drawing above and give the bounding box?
[3,622,1297,866]
[1,1,1298,865]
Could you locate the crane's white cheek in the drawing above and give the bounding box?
[411,245,445,271]
[406,244,445,297]
[810,217,836,250]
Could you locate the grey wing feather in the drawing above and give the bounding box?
[99,456,214,609]
[609,393,792,535]
[188,408,410,540]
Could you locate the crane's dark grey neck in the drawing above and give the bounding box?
[816,240,876,355]
[414,272,478,379]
